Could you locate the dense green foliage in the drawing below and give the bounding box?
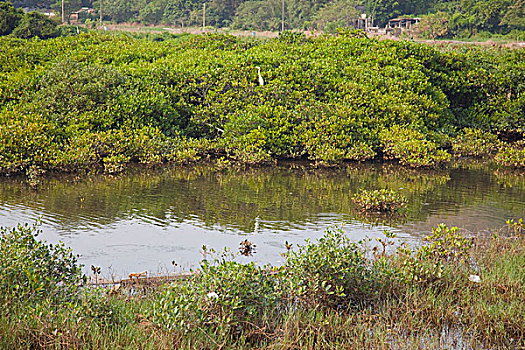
[451,127,502,157]
[0,2,59,39]
[495,140,525,168]
[0,2,23,36]
[11,11,59,38]
[1,221,523,348]
[1,33,523,174]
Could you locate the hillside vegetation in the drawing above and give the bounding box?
[0,32,524,175]
[10,0,525,38]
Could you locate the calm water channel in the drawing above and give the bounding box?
[0,162,523,277]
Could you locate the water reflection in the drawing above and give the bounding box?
[0,162,523,276]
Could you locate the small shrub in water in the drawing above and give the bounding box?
[352,189,407,212]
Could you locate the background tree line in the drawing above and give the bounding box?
[0,1,60,38]
[4,0,525,37]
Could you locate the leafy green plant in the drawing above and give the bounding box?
[452,128,502,157]
[282,227,379,309]
[420,224,473,262]
[0,222,84,307]
[495,141,525,168]
[103,154,130,174]
[0,2,23,36]
[34,59,125,121]
[352,188,407,212]
[397,224,473,283]
[11,11,59,39]
[152,254,282,335]
[380,126,451,167]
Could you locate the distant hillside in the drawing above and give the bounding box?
[8,0,525,37]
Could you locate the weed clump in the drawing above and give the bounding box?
[352,188,407,212]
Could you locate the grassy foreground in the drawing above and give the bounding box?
[0,220,523,349]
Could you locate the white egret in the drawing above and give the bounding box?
[256,66,264,86]
[254,216,260,234]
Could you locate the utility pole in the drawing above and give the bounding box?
[203,3,206,33]
[100,0,103,27]
[281,0,284,32]
[370,0,378,29]
[62,0,65,24]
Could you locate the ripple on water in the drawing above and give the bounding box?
[0,163,523,277]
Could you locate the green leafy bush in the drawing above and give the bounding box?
[380,125,451,167]
[282,227,380,308]
[33,59,125,122]
[11,12,58,39]
[0,222,84,307]
[397,224,473,283]
[0,2,23,36]
[352,189,408,212]
[152,255,281,334]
